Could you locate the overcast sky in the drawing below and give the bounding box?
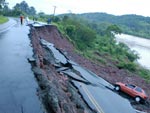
[6,0,150,17]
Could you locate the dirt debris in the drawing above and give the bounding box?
[29,25,150,113]
[29,25,94,113]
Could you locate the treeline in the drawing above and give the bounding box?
[79,13,150,39]
[1,1,52,22]
[1,1,36,16]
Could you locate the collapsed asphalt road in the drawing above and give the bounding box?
[29,24,138,113]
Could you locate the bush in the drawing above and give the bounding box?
[137,68,150,82]
[65,25,75,37]
[117,62,137,72]
[59,16,96,50]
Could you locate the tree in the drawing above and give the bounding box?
[0,0,5,8]
[63,15,69,22]
[2,4,9,15]
[0,0,6,14]
[38,12,45,17]
[29,6,36,15]
[19,1,29,13]
[65,25,75,37]
[106,24,122,35]
[13,1,29,13]
[13,1,36,15]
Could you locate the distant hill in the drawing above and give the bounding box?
[78,13,150,39]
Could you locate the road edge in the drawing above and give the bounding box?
[0,18,17,33]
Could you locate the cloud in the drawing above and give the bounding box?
[6,0,150,16]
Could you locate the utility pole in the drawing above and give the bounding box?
[52,6,56,21]
[53,6,56,17]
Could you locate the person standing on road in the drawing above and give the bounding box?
[20,15,24,25]
[47,18,51,24]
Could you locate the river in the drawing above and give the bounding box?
[115,34,150,69]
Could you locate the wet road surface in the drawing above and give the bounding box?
[0,20,44,113]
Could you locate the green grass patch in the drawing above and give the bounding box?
[137,68,150,82]
[0,16,8,24]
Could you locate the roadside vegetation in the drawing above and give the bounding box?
[53,15,150,82]
[0,15,8,24]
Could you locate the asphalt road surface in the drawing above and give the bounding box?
[0,19,44,113]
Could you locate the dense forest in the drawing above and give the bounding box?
[78,13,150,39]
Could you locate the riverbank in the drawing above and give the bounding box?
[115,34,150,69]
[29,24,150,113]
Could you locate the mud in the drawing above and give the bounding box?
[29,25,150,113]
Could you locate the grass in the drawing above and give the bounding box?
[0,15,8,24]
[137,68,150,82]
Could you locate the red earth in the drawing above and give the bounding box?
[30,25,150,113]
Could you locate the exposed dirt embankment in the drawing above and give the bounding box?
[29,25,150,113]
[29,25,94,113]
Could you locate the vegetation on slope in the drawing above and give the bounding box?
[53,15,150,81]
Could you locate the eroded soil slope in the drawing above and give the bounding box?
[29,25,150,113]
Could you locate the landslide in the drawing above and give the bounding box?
[29,25,150,113]
[29,25,94,113]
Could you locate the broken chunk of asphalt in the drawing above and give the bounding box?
[56,67,70,72]
[27,57,36,66]
[61,70,91,85]
[40,39,68,65]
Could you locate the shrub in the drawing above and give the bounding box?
[117,62,137,72]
